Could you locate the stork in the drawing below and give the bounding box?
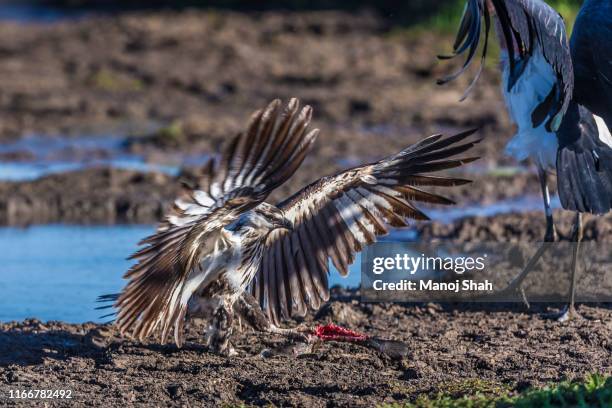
[439,0,612,320]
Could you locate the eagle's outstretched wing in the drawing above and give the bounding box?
[108,98,318,345]
[439,0,573,131]
[250,130,480,324]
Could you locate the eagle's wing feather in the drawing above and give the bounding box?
[110,98,318,346]
[250,130,480,324]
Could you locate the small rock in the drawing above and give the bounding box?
[167,383,183,399]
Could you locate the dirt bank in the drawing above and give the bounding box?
[0,165,545,226]
[0,9,509,152]
[0,9,536,226]
[1,291,610,407]
[0,9,502,135]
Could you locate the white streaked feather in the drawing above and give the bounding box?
[349,189,386,224]
[175,199,190,211]
[356,187,393,211]
[344,192,377,237]
[223,176,234,193]
[369,184,403,199]
[168,215,197,227]
[164,284,184,332]
[359,174,378,184]
[335,194,367,244]
[285,187,330,221]
[193,190,215,207]
[210,182,222,198]
[183,204,211,216]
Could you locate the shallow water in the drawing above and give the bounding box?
[0,194,556,323]
[0,4,83,23]
[0,224,361,323]
[0,225,149,323]
[0,135,208,181]
[0,160,182,181]
[425,194,561,224]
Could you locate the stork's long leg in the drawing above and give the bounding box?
[499,165,556,305]
[557,212,584,322]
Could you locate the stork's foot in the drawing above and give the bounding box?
[547,305,584,322]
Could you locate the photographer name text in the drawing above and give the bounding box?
[372,279,493,292]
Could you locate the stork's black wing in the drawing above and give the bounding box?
[440,0,573,131]
[571,0,612,127]
[438,0,491,100]
[556,102,612,215]
[103,98,318,346]
[251,130,480,324]
[495,0,574,131]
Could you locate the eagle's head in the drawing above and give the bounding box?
[228,203,293,238]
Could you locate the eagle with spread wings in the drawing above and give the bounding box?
[101,98,479,354]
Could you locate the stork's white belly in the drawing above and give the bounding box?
[500,51,559,169]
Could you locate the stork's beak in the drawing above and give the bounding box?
[276,217,294,231]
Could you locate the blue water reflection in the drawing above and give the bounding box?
[0,194,560,323]
[0,224,360,323]
[0,135,208,181]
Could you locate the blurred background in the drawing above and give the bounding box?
[0,0,604,323]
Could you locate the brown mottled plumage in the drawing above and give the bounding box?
[100,98,479,353]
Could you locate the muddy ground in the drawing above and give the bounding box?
[1,293,611,407]
[0,9,505,141]
[0,209,610,407]
[0,8,522,225]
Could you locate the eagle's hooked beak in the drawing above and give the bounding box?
[275,217,294,231]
